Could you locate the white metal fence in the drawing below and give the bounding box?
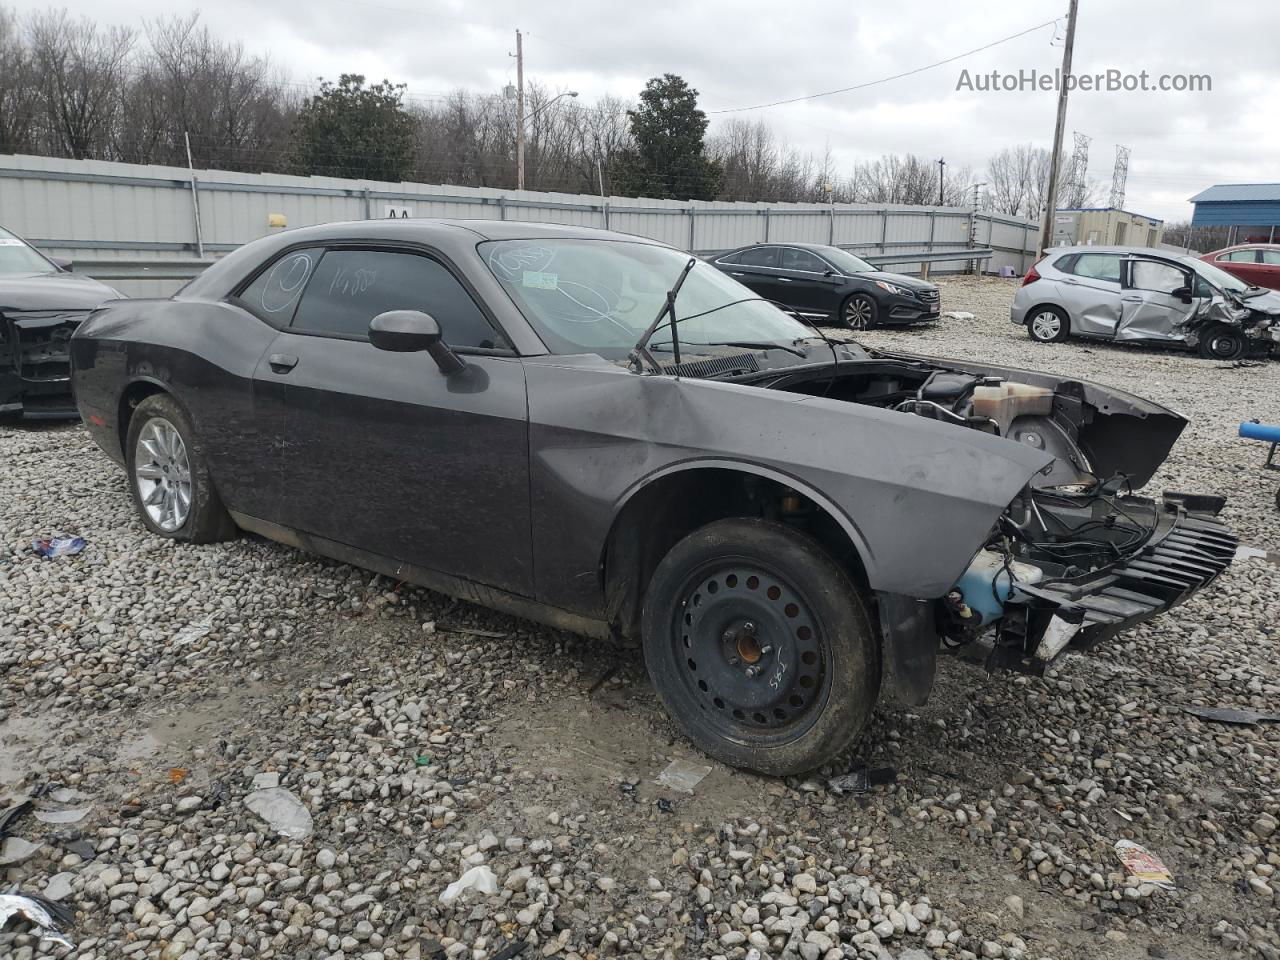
[0,154,1041,297]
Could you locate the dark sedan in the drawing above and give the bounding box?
[710,242,940,328]
[72,219,1234,775]
[1,225,122,419]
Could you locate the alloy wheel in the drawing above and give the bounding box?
[672,563,828,742]
[1030,310,1062,341]
[134,417,192,532]
[844,297,874,330]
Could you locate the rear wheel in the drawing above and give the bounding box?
[641,518,880,776]
[126,393,236,542]
[1027,305,1069,343]
[1198,324,1248,360]
[843,293,878,330]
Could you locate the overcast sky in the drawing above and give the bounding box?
[9,0,1278,222]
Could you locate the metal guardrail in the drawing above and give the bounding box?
[865,247,994,266]
[69,258,217,282]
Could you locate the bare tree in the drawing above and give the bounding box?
[28,10,135,159]
[0,8,40,154]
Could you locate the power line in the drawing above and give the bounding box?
[708,18,1059,114]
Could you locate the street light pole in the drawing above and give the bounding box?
[515,29,525,191]
[1038,0,1080,256]
[936,158,946,206]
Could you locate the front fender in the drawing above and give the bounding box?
[525,357,1053,611]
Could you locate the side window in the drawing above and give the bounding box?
[1072,254,1122,282]
[292,249,506,349]
[1221,250,1254,262]
[737,246,779,268]
[1052,253,1079,274]
[1130,260,1187,295]
[236,247,324,325]
[779,248,827,272]
[1261,250,1280,265]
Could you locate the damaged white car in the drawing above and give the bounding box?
[1012,245,1280,360]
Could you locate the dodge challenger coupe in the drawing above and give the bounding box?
[71,220,1236,775]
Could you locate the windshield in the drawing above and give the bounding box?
[481,239,813,360]
[0,227,57,276]
[820,247,878,275]
[1190,257,1252,295]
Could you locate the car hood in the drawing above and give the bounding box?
[1238,288,1280,314]
[857,270,937,291]
[0,272,121,312]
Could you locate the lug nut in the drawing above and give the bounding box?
[728,656,739,666]
[745,666,760,677]
[759,645,773,655]
[743,622,756,635]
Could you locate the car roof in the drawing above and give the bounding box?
[1204,242,1280,253]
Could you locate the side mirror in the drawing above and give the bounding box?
[49,256,73,272]
[823,269,837,278]
[1171,285,1193,303]
[369,310,466,376]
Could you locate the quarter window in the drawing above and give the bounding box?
[779,248,828,272]
[1070,253,1122,282]
[1261,250,1280,265]
[237,247,323,325]
[292,249,505,348]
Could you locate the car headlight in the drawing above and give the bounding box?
[874,280,905,295]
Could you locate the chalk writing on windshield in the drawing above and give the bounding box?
[328,267,378,298]
[258,252,315,314]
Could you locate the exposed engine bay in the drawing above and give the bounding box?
[755,354,1237,673]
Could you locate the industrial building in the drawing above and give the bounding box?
[1189,183,1280,244]
[1050,207,1164,248]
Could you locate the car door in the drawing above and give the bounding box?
[776,247,842,316]
[716,246,782,303]
[260,244,534,596]
[1117,257,1199,342]
[1057,252,1124,337]
[1259,250,1280,291]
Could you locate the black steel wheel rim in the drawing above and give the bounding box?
[1207,331,1241,358]
[671,561,830,743]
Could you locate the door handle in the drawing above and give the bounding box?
[268,353,299,373]
[777,277,793,282]
[1121,296,1142,302]
[731,272,746,277]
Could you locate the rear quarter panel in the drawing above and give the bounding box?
[71,300,279,512]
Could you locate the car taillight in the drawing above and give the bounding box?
[1021,263,1042,286]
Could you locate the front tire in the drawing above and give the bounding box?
[842,293,878,330]
[641,518,880,776]
[1027,305,1070,343]
[126,393,236,543]
[1198,324,1247,360]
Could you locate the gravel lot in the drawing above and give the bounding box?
[2,275,1278,960]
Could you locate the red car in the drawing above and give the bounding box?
[1201,244,1280,291]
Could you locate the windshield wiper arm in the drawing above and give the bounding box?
[678,339,808,358]
[630,257,698,373]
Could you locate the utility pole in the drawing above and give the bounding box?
[515,29,525,192]
[1038,0,1080,256]
[936,158,946,206]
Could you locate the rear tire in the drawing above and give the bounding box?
[1198,324,1247,360]
[126,393,236,543]
[1026,305,1070,343]
[641,518,880,776]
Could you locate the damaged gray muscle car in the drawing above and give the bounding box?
[1012,245,1280,359]
[71,220,1236,774]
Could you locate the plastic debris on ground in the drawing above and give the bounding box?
[30,536,86,559]
[168,768,189,784]
[438,864,499,904]
[243,787,313,840]
[0,798,32,838]
[414,755,433,767]
[829,765,897,794]
[0,892,75,948]
[0,837,42,865]
[172,619,213,647]
[654,758,713,794]
[490,940,528,960]
[1184,705,1280,725]
[1115,839,1175,890]
[942,311,976,321]
[33,806,91,824]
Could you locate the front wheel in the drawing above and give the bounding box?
[842,293,878,330]
[641,518,880,776]
[1198,324,1248,360]
[126,393,236,543]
